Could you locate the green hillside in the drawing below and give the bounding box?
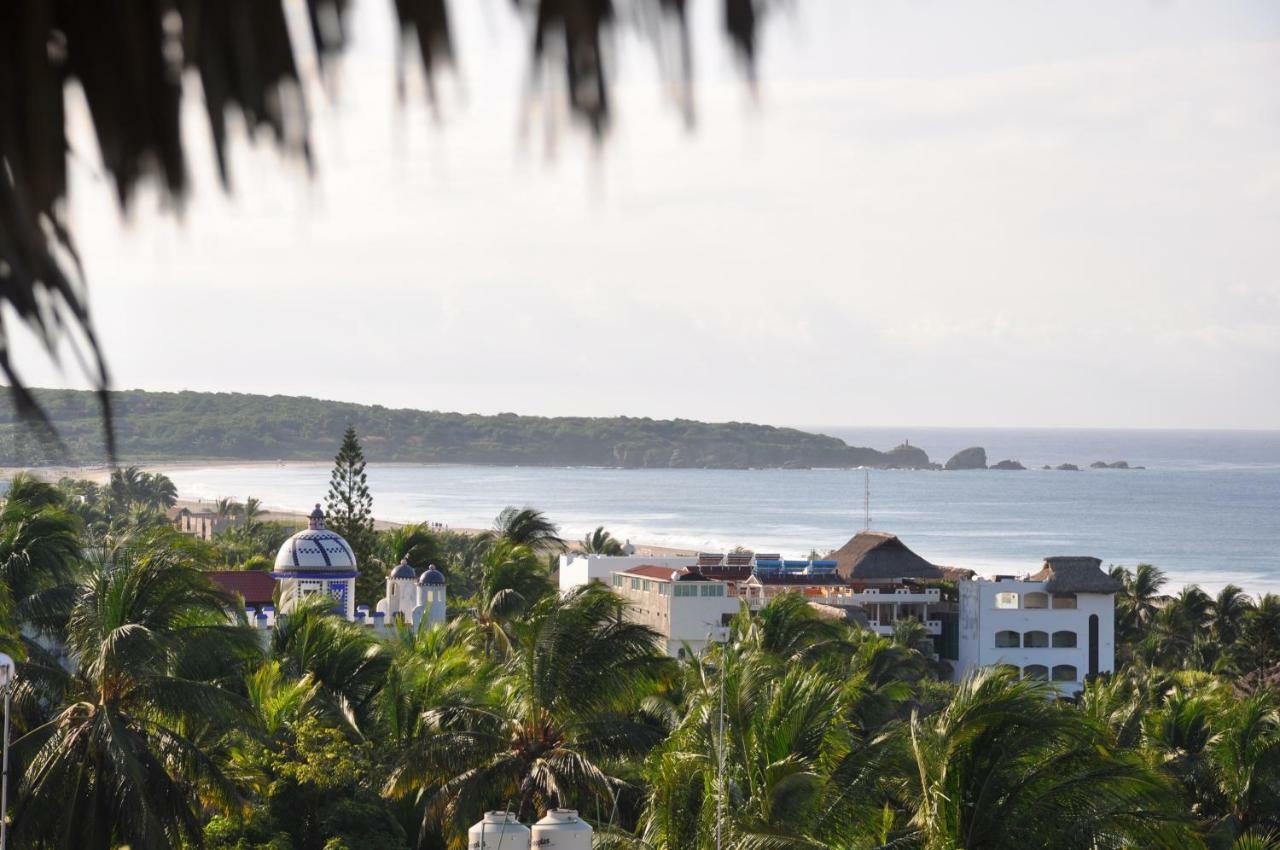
[0,388,933,469]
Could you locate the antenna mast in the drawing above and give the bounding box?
[863,469,872,531]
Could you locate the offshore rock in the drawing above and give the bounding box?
[991,459,1026,470]
[945,446,988,470]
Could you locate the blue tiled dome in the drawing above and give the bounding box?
[390,558,416,580]
[418,565,446,586]
[273,503,356,573]
[274,529,357,572]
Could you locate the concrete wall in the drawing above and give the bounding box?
[559,554,697,593]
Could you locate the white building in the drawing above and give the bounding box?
[610,565,739,658]
[559,553,696,594]
[956,556,1120,693]
[239,503,447,633]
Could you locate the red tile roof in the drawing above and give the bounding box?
[207,570,276,607]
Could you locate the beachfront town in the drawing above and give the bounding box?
[200,502,1119,694]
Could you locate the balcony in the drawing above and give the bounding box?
[867,619,942,637]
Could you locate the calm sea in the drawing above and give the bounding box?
[157,428,1280,596]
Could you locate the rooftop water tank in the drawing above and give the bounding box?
[532,809,592,849]
[469,811,530,850]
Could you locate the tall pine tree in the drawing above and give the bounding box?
[325,426,377,604]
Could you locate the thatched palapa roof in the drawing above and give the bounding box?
[1029,556,1123,594]
[829,531,943,582]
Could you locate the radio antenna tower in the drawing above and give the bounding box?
[863,469,871,531]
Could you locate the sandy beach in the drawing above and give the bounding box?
[3,463,697,557]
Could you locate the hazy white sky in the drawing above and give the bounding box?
[12,0,1280,429]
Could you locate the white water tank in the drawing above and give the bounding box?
[531,809,593,849]
[469,811,531,850]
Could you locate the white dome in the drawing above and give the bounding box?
[274,505,357,572]
[274,528,357,572]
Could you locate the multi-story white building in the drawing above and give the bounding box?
[609,565,739,657]
[956,556,1121,692]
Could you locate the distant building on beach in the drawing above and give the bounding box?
[563,532,1120,694]
[170,506,241,540]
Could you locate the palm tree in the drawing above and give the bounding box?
[1207,690,1280,839]
[905,666,1200,849]
[214,497,243,521]
[581,526,625,555]
[10,531,260,849]
[466,541,555,653]
[1214,585,1256,648]
[386,583,671,845]
[269,596,393,737]
[138,471,179,510]
[1236,595,1280,688]
[1113,563,1167,651]
[241,495,265,533]
[489,506,567,551]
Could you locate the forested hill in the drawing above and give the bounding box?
[0,388,934,469]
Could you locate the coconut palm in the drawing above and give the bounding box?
[269,595,392,737]
[489,506,567,551]
[905,666,1200,850]
[1236,595,1280,689]
[1214,585,1256,648]
[1113,563,1167,651]
[1207,690,1280,839]
[465,541,556,654]
[581,526,626,555]
[0,490,82,634]
[10,532,260,850]
[386,583,671,845]
[2,472,65,509]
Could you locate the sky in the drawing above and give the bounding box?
[10,0,1280,430]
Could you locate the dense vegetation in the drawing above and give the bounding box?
[1,468,1279,849]
[0,388,925,469]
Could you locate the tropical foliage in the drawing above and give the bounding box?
[0,475,1278,849]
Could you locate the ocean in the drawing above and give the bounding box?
[157,427,1280,596]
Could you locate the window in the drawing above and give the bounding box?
[673,584,698,597]
[995,630,1021,648]
[1024,592,1049,609]
[642,580,653,593]
[611,575,622,588]
[995,592,1019,609]
[1052,665,1078,682]
[1052,630,1077,648]
[1023,665,1048,680]
[658,583,669,596]
[700,584,724,597]
[1051,593,1077,609]
[1088,614,1100,678]
[630,577,641,591]
[1023,630,1049,648]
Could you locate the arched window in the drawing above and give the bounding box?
[1023,630,1049,648]
[1023,665,1048,680]
[1024,592,1049,609]
[1051,593,1077,609]
[995,630,1021,648]
[1052,630,1077,648]
[1052,665,1078,682]
[995,592,1019,609]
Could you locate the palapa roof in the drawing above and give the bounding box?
[829,531,943,582]
[1029,557,1123,594]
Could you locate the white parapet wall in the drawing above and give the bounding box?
[558,554,697,593]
